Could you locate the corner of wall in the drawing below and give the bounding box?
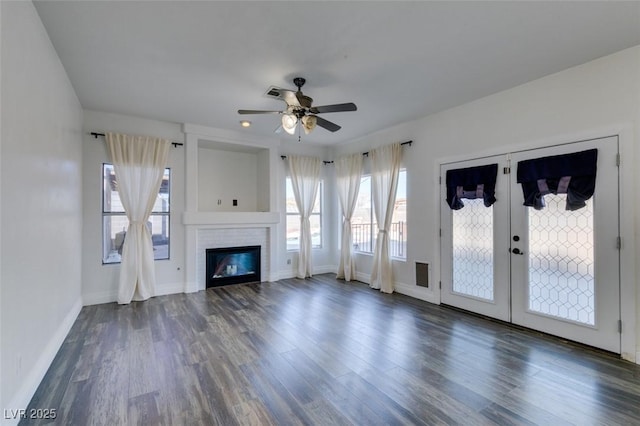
[0,0,4,414]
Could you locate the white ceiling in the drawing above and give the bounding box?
[34,1,640,145]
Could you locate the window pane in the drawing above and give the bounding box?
[149,214,170,259]
[286,214,322,250]
[312,182,322,213]
[286,214,300,251]
[351,170,406,258]
[352,175,376,253]
[285,178,298,213]
[391,169,407,259]
[286,178,322,250]
[452,199,494,301]
[154,169,171,213]
[310,214,321,248]
[103,215,129,263]
[103,215,170,264]
[528,194,594,325]
[103,164,124,213]
[103,165,170,213]
[286,178,322,213]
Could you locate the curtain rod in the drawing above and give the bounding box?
[90,132,184,148]
[362,140,412,157]
[280,140,413,163]
[279,156,333,164]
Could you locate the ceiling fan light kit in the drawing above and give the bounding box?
[281,113,298,135]
[301,115,317,134]
[238,77,357,137]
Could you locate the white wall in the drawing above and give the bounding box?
[198,147,258,212]
[81,110,186,305]
[257,149,270,212]
[1,1,4,412]
[1,1,83,420]
[334,45,640,361]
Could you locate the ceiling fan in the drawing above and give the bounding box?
[238,77,357,136]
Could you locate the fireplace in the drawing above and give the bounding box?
[206,245,261,288]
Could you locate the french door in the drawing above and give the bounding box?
[440,137,621,353]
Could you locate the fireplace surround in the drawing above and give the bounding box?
[206,245,261,288]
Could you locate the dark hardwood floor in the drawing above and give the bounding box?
[22,274,640,425]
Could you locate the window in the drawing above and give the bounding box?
[286,178,322,251]
[102,164,171,264]
[352,169,406,259]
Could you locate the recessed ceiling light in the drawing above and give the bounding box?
[240,120,251,128]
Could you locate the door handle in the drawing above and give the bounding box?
[511,248,524,255]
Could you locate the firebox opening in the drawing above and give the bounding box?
[206,245,261,288]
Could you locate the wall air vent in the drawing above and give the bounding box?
[416,262,429,288]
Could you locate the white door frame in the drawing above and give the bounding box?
[435,126,636,362]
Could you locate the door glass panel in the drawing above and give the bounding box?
[452,199,494,301]
[528,194,595,325]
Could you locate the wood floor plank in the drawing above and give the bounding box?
[336,371,429,425]
[191,362,241,426]
[58,379,94,426]
[23,341,84,419]
[231,399,277,426]
[128,328,161,399]
[85,348,129,425]
[280,349,384,425]
[128,391,163,426]
[152,340,215,425]
[69,342,100,383]
[20,274,640,426]
[238,362,308,426]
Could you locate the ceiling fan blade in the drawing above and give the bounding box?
[315,116,341,132]
[310,103,357,114]
[238,109,282,115]
[274,124,284,134]
[279,90,301,107]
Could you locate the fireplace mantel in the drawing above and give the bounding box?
[182,123,280,292]
[182,211,279,227]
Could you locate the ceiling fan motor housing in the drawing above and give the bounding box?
[293,77,306,89]
[297,95,313,109]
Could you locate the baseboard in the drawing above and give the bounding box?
[354,271,439,304]
[275,270,294,280]
[82,290,117,306]
[155,281,187,297]
[314,265,337,275]
[355,271,371,285]
[394,281,440,304]
[83,282,187,306]
[275,265,336,281]
[4,298,82,426]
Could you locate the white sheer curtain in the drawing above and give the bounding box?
[370,143,402,293]
[288,155,321,279]
[106,132,170,304]
[335,153,363,281]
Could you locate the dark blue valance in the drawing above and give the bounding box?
[446,164,498,210]
[516,149,598,210]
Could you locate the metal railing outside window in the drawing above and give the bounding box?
[352,221,406,258]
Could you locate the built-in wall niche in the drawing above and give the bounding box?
[197,140,270,212]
